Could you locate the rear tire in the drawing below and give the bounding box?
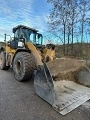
[0,51,10,70]
[13,52,37,82]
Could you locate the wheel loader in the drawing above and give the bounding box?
[0,25,90,115]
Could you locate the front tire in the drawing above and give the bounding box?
[0,51,10,70]
[13,52,37,82]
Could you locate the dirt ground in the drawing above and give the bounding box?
[0,69,90,120]
[47,57,86,82]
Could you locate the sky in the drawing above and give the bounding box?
[0,0,50,41]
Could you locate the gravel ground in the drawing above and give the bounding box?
[0,69,90,120]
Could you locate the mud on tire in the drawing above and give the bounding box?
[13,52,37,82]
[0,51,10,70]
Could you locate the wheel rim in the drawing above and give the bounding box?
[16,60,21,73]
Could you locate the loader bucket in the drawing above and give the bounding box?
[34,63,90,115]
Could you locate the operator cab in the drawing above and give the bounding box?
[13,25,43,46]
[6,25,43,49]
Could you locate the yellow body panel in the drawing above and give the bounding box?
[27,42,55,64]
[26,42,43,65]
[43,48,47,54]
[45,48,55,61]
[6,44,16,53]
[5,42,55,66]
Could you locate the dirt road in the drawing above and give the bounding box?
[0,69,90,120]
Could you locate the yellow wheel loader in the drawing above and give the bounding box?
[0,25,90,115]
[0,25,55,81]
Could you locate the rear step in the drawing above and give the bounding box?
[34,63,90,115]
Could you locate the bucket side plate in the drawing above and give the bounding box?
[34,64,55,105]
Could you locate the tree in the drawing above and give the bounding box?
[47,0,71,55]
[78,0,90,44]
[47,0,90,56]
[47,0,78,55]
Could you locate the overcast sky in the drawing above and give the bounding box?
[0,0,50,41]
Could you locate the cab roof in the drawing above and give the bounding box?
[12,25,38,33]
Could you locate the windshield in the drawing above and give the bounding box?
[21,28,43,45]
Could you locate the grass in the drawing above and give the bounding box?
[55,43,90,60]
